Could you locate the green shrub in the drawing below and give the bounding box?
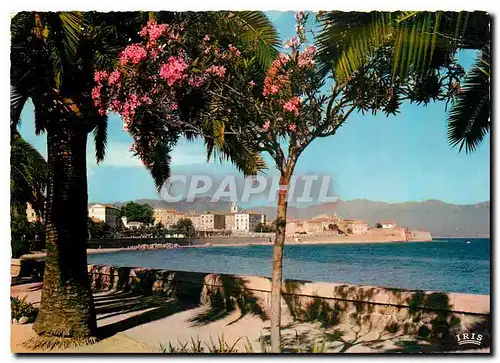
[11,240,29,258]
[11,296,38,322]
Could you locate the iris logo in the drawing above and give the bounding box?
[456,332,483,346]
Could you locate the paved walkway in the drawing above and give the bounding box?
[10,282,490,354]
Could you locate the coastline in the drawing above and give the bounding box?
[18,238,437,260]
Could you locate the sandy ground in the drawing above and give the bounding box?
[10,282,490,354]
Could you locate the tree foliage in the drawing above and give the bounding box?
[171,218,196,238]
[120,202,154,224]
[10,132,47,217]
[315,11,491,153]
[87,218,114,239]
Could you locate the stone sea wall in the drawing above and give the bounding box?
[87,264,490,350]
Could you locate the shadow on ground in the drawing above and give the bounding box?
[275,284,491,353]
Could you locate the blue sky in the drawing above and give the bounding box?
[17,12,490,206]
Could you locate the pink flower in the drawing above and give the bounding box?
[205,65,226,78]
[94,71,108,83]
[108,70,121,86]
[203,34,211,42]
[288,123,297,132]
[159,56,188,86]
[249,80,256,87]
[91,85,102,101]
[170,103,178,111]
[228,44,241,57]
[141,95,153,105]
[263,120,271,131]
[120,44,147,65]
[283,37,299,49]
[139,20,168,42]
[283,97,301,116]
[188,75,206,88]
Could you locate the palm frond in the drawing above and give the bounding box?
[447,46,490,153]
[10,133,47,215]
[148,144,173,192]
[93,117,107,163]
[316,11,490,82]
[221,11,280,69]
[58,12,84,58]
[10,85,28,135]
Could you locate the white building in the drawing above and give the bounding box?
[121,216,144,229]
[199,212,225,231]
[235,211,265,232]
[381,221,397,229]
[88,204,121,227]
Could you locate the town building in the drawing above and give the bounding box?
[153,208,180,228]
[307,220,325,234]
[381,221,397,229]
[286,219,309,235]
[186,213,202,230]
[199,211,226,231]
[342,219,369,235]
[121,216,144,229]
[225,213,236,231]
[88,204,121,228]
[235,211,265,232]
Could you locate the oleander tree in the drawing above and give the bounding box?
[96,12,465,351]
[11,11,278,347]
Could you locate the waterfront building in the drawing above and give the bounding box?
[199,211,226,231]
[88,204,121,228]
[342,219,369,235]
[153,208,181,228]
[235,211,265,232]
[381,221,397,229]
[121,216,144,229]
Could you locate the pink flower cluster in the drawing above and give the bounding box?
[228,44,241,57]
[108,70,121,86]
[263,54,290,96]
[263,120,271,131]
[283,37,299,49]
[159,56,188,86]
[139,20,168,42]
[94,71,109,83]
[283,97,301,116]
[121,94,141,123]
[188,74,206,88]
[298,46,316,68]
[205,65,226,78]
[120,44,148,66]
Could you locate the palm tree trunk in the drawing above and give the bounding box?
[33,127,96,340]
[269,171,291,353]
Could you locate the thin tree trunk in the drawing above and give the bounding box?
[270,171,291,353]
[33,127,97,340]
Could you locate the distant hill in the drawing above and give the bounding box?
[89,198,490,238]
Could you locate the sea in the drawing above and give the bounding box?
[87,238,490,295]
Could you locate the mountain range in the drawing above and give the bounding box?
[90,198,490,237]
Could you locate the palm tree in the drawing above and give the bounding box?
[11,11,278,346]
[316,11,490,153]
[10,132,47,218]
